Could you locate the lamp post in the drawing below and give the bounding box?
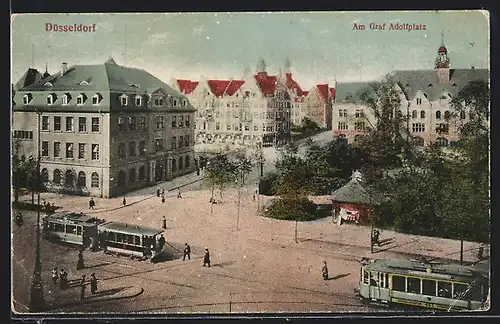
[30,110,44,312]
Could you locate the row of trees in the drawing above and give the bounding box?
[264,77,490,242]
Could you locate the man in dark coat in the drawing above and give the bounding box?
[77,250,85,270]
[59,269,67,289]
[158,234,166,250]
[203,248,210,267]
[122,197,127,206]
[157,189,161,197]
[322,261,329,280]
[80,275,87,301]
[183,243,191,261]
[51,267,59,286]
[162,216,167,230]
[90,273,98,295]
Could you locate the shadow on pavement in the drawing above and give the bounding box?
[327,273,351,281]
[89,286,126,298]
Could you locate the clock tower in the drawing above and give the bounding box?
[435,32,450,83]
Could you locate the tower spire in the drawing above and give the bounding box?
[45,62,48,73]
[441,30,444,46]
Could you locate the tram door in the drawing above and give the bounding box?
[369,271,381,300]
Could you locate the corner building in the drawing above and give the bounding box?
[13,58,196,198]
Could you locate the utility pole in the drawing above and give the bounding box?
[295,220,298,243]
[460,235,464,265]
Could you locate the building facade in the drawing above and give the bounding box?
[332,42,489,146]
[13,58,196,198]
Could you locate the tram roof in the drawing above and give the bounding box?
[99,221,164,236]
[44,212,104,224]
[364,259,489,282]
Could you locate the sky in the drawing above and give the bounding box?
[11,11,489,90]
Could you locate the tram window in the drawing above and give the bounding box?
[76,226,82,236]
[117,233,123,243]
[363,270,369,284]
[392,275,406,292]
[47,222,55,231]
[438,281,452,298]
[54,223,64,233]
[66,225,77,234]
[127,235,134,245]
[453,283,468,299]
[370,272,378,286]
[422,279,437,296]
[467,283,482,301]
[407,277,421,294]
[134,236,141,245]
[107,232,116,242]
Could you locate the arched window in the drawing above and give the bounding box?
[172,158,177,172]
[138,165,146,181]
[355,109,360,118]
[41,168,49,183]
[436,111,441,119]
[412,137,425,146]
[128,168,136,184]
[354,134,364,143]
[436,137,449,148]
[53,169,61,184]
[77,171,86,187]
[185,156,190,168]
[444,111,451,119]
[118,170,126,186]
[460,111,466,119]
[412,110,417,119]
[91,172,99,188]
[179,157,184,170]
[129,142,136,157]
[343,109,347,117]
[65,170,74,186]
[420,110,426,119]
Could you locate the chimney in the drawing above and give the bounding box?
[62,62,68,75]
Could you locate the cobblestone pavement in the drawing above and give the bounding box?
[12,169,489,314]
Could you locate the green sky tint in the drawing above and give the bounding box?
[11,11,489,89]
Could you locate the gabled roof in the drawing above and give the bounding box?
[207,80,231,97]
[225,80,245,96]
[316,84,329,103]
[331,177,381,205]
[285,72,304,96]
[177,79,199,95]
[15,68,43,90]
[254,72,277,95]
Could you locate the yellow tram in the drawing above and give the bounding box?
[356,258,489,311]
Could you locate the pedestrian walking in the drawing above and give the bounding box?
[59,269,67,289]
[161,194,165,203]
[122,197,127,206]
[162,216,167,230]
[15,213,23,227]
[90,273,98,295]
[322,261,329,280]
[157,188,161,197]
[183,243,191,260]
[150,244,156,263]
[252,192,256,202]
[177,188,182,199]
[478,243,484,260]
[371,229,381,247]
[79,275,86,301]
[77,250,85,270]
[203,248,210,267]
[51,267,59,286]
[162,188,165,196]
[89,197,95,210]
[158,234,166,250]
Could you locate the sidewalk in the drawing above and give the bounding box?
[43,280,143,312]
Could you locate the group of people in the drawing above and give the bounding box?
[155,187,183,203]
[181,243,210,267]
[51,266,98,300]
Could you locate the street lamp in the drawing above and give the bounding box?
[30,110,44,312]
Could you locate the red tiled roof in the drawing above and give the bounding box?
[330,87,336,100]
[255,72,277,95]
[285,72,304,96]
[177,79,199,95]
[225,80,245,96]
[316,84,329,103]
[208,80,231,97]
[302,90,309,96]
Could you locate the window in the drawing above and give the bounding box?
[422,279,437,296]
[460,111,466,119]
[41,141,49,156]
[118,143,126,158]
[53,169,61,184]
[128,116,137,131]
[354,122,365,131]
[92,94,101,105]
[171,137,176,149]
[91,172,99,188]
[363,270,370,284]
[46,94,55,105]
[412,123,425,132]
[179,116,184,127]
[227,124,231,130]
[412,110,417,119]
[254,125,258,131]
[77,171,86,187]
[91,117,100,132]
[129,142,136,157]
[216,122,221,130]
[453,283,468,299]
[128,168,136,184]
[436,123,449,135]
[185,156,190,168]
[185,115,191,127]
[338,122,348,130]
[155,139,164,152]
[79,117,87,132]
[179,156,184,170]
[139,116,146,131]
[436,137,449,148]
[416,98,422,105]
[135,95,142,106]
[41,168,49,182]
[185,135,190,147]
[40,116,50,131]
[179,136,184,148]
[392,275,405,292]
[138,166,146,181]
[61,94,70,105]
[77,94,86,105]
[66,117,74,131]
[139,141,146,155]
[92,144,99,160]
[66,225,77,234]
[120,94,128,106]
[172,159,177,172]
[172,116,177,128]
[436,111,442,119]
[444,111,451,119]
[156,115,164,129]
[412,137,424,146]
[118,117,124,132]
[245,125,250,131]
[23,94,32,105]
[54,142,61,157]
[420,110,426,119]
[66,143,74,158]
[407,277,421,294]
[355,109,360,118]
[173,98,178,107]
[78,143,85,159]
[54,116,61,131]
[154,97,164,106]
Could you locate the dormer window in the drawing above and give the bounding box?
[428,83,433,87]
[416,98,422,105]
[135,95,142,107]
[76,93,87,105]
[61,93,71,105]
[182,99,187,107]
[23,93,33,105]
[46,93,56,105]
[173,99,178,107]
[44,82,53,87]
[405,84,410,87]
[79,80,90,86]
[120,94,128,106]
[92,93,102,105]
[130,84,140,88]
[452,83,457,87]
[154,97,164,106]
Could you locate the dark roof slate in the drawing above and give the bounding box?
[331,178,381,205]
